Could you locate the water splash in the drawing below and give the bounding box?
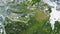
[43,0,60,30]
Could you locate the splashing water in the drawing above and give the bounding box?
[43,0,60,30]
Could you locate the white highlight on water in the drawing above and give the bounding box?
[43,0,60,30]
